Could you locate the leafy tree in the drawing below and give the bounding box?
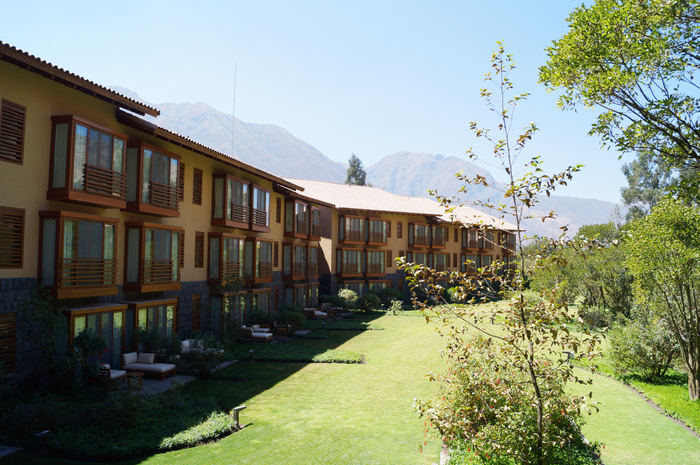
[621,151,675,221]
[607,319,679,381]
[539,0,700,191]
[626,198,700,400]
[71,328,108,386]
[406,44,602,465]
[345,153,367,186]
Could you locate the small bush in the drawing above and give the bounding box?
[250,310,272,325]
[608,320,679,381]
[357,293,381,312]
[388,300,404,315]
[379,287,404,305]
[579,307,612,331]
[180,332,223,379]
[320,294,346,308]
[312,349,364,364]
[274,305,306,334]
[338,289,359,309]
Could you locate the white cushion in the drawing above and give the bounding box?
[122,352,138,366]
[181,340,190,350]
[137,353,156,364]
[102,364,111,370]
[124,362,176,374]
[108,369,126,379]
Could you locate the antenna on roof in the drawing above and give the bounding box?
[231,64,237,157]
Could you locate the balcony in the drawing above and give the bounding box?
[307,263,318,278]
[230,203,250,224]
[310,224,321,239]
[54,258,118,299]
[432,236,446,248]
[344,230,364,242]
[367,231,386,244]
[339,264,363,276]
[223,261,242,277]
[365,263,385,276]
[252,261,273,283]
[150,181,178,210]
[413,235,430,247]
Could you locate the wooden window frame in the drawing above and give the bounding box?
[127,298,179,340]
[192,168,203,205]
[67,303,128,365]
[309,207,322,240]
[282,242,307,280]
[285,283,308,308]
[432,252,449,272]
[276,197,282,224]
[386,250,393,268]
[365,249,386,277]
[0,206,24,269]
[124,141,181,217]
[367,218,388,245]
[397,221,403,239]
[339,215,366,244]
[123,222,183,293]
[251,184,272,232]
[367,280,390,294]
[308,245,319,279]
[284,200,309,239]
[207,232,244,284]
[38,211,119,299]
[246,238,273,283]
[431,225,447,249]
[336,247,364,277]
[0,99,26,165]
[408,222,431,248]
[462,229,479,250]
[177,162,185,201]
[273,241,279,268]
[179,231,185,268]
[48,115,129,209]
[307,283,319,308]
[211,174,251,230]
[249,289,272,315]
[339,280,364,296]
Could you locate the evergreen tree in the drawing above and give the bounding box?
[345,153,367,186]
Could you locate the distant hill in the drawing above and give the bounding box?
[111,86,620,237]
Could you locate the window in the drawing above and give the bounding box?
[211,293,248,330]
[69,304,126,367]
[245,238,273,283]
[480,255,493,269]
[49,115,128,208]
[285,284,307,307]
[408,223,430,247]
[308,284,319,307]
[0,313,16,374]
[133,299,178,339]
[503,233,516,253]
[308,246,319,278]
[462,229,479,249]
[124,222,182,293]
[461,254,477,273]
[0,207,24,269]
[283,243,306,280]
[310,207,321,239]
[453,253,458,269]
[285,200,309,238]
[368,281,388,294]
[387,221,391,238]
[212,174,249,228]
[368,219,388,244]
[0,99,26,165]
[397,221,403,239]
[124,142,180,216]
[195,232,204,268]
[432,226,447,248]
[177,162,185,201]
[39,211,118,299]
[251,185,271,230]
[208,233,244,283]
[406,251,428,266]
[433,253,448,272]
[386,250,393,268]
[340,281,364,296]
[479,231,495,250]
[191,295,202,331]
[192,168,203,205]
[250,290,271,314]
[366,250,386,276]
[336,248,363,275]
[454,228,459,243]
[339,216,365,243]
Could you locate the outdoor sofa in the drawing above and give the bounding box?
[121,352,177,381]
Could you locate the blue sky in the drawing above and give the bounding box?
[3,0,628,204]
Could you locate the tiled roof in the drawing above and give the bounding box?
[284,178,520,231]
[0,41,159,117]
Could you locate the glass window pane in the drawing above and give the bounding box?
[98,132,112,169]
[41,218,57,287]
[142,149,152,202]
[166,305,174,338]
[171,232,179,280]
[113,312,123,367]
[74,316,86,338]
[127,228,140,283]
[138,308,147,329]
[63,220,77,259]
[104,225,114,260]
[73,125,88,189]
[113,139,124,173]
[170,159,178,188]
[53,123,68,189]
[88,128,99,167]
[210,237,221,279]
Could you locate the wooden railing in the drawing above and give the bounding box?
[296,220,308,234]
[344,230,364,242]
[368,231,386,243]
[252,208,268,227]
[366,263,384,274]
[434,264,446,272]
[432,236,446,247]
[307,263,318,277]
[341,263,362,274]
[311,224,321,237]
[256,261,272,278]
[142,259,174,283]
[413,234,430,246]
[59,258,117,287]
[229,202,249,223]
[223,261,242,277]
[292,262,305,277]
[84,165,126,200]
[150,181,178,209]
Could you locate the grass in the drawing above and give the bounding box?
[7,310,446,465]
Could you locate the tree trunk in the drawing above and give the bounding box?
[689,370,700,401]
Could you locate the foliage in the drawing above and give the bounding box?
[319,293,345,308]
[607,320,679,381]
[338,288,359,309]
[578,307,612,332]
[70,328,107,387]
[0,389,235,460]
[227,344,364,364]
[388,299,404,315]
[378,287,405,305]
[406,44,602,465]
[625,198,700,399]
[345,153,367,186]
[250,310,272,325]
[540,0,700,200]
[357,292,381,312]
[621,150,677,221]
[274,305,306,334]
[180,332,223,380]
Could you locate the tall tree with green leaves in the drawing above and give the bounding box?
[539,0,700,194]
[626,199,700,400]
[621,151,675,221]
[345,153,367,186]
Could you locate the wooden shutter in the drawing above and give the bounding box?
[274,241,279,267]
[194,232,204,268]
[446,253,450,268]
[386,250,393,268]
[453,253,458,269]
[386,221,391,238]
[397,222,403,239]
[0,100,26,165]
[0,314,16,374]
[454,228,458,243]
[179,231,185,268]
[276,198,282,223]
[0,207,24,269]
[191,295,202,331]
[192,168,203,205]
[178,163,185,201]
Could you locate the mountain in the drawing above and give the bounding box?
[111,87,620,237]
[110,87,346,182]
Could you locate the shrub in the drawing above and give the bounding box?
[379,287,404,305]
[608,320,679,381]
[388,300,403,315]
[319,294,346,308]
[250,310,272,325]
[180,332,222,379]
[338,289,359,309]
[578,307,612,331]
[274,305,306,334]
[357,293,381,312]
